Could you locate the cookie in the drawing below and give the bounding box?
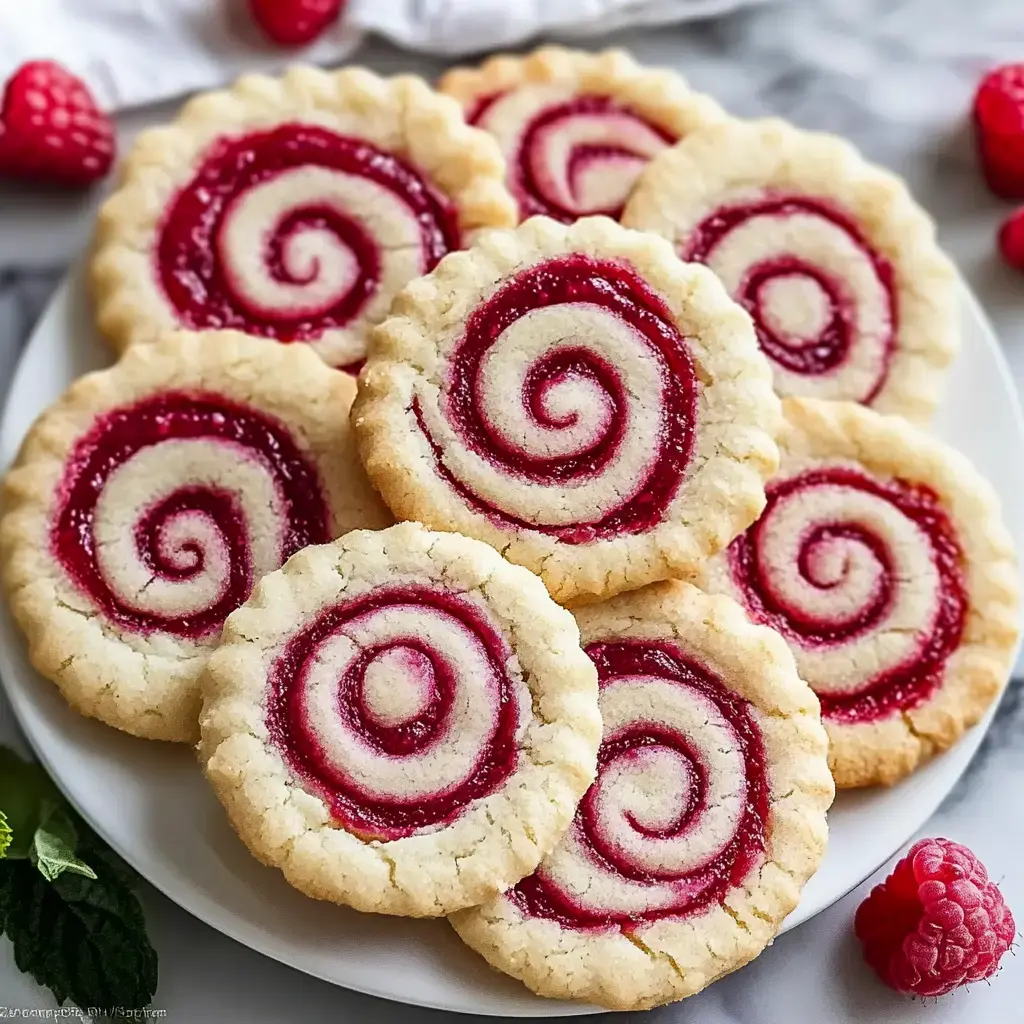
[622,118,958,421]
[353,215,781,604]
[439,47,724,224]
[693,398,1021,788]
[198,521,601,917]
[450,580,833,1010]
[91,66,516,371]
[0,332,389,743]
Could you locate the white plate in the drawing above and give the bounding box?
[2,267,1023,1017]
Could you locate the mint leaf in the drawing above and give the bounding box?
[0,827,157,1011]
[30,802,97,882]
[0,747,61,859]
[0,745,157,1013]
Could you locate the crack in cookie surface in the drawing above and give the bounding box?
[156,125,461,370]
[54,389,331,640]
[264,583,526,841]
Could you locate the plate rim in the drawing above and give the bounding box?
[1,268,1021,1016]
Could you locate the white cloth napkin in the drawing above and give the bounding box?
[0,0,771,112]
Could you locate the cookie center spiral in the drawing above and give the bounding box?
[360,646,436,729]
[156,125,461,370]
[682,193,897,403]
[51,391,331,640]
[727,466,967,722]
[510,640,768,929]
[265,585,526,840]
[469,92,674,221]
[413,254,697,544]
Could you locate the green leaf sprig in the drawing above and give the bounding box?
[0,810,11,859]
[0,745,158,1014]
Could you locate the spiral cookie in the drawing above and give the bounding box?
[198,522,601,916]
[622,119,958,421]
[91,66,516,371]
[0,332,390,742]
[439,47,724,223]
[451,580,833,1009]
[693,398,1020,788]
[354,216,781,604]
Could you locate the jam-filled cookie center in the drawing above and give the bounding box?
[265,584,527,841]
[413,253,698,543]
[727,466,967,722]
[511,639,769,929]
[683,193,897,403]
[156,125,461,366]
[52,391,330,640]
[470,91,674,221]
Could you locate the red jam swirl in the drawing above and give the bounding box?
[265,585,522,840]
[727,467,967,723]
[51,391,331,639]
[682,194,897,401]
[415,254,697,544]
[510,640,769,929]
[156,125,460,357]
[470,93,674,222]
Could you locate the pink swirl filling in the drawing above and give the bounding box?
[51,392,331,639]
[510,640,769,929]
[682,194,897,401]
[265,585,522,840]
[414,254,697,543]
[727,467,967,723]
[156,125,460,369]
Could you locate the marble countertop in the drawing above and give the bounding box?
[2,1,1024,1020]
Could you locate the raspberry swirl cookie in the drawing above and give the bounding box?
[622,119,958,421]
[0,332,389,742]
[451,581,833,1010]
[198,522,601,916]
[439,47,724,223]
[92,66,516,371]
[354,216,781,604]
[694,398,1021,788]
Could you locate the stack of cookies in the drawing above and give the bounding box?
[1,47,1019,1011]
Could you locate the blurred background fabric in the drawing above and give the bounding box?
[0,0,774,111]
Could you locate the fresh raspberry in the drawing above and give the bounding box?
[0,61,114,186]
[973,64,1024,198]
[249,0,344,46]
[999,207,1024,271]
[855,838,1015,997]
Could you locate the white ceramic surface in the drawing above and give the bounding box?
[1,267,1022,1017]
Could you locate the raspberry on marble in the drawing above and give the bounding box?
[855,837,1016,997]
